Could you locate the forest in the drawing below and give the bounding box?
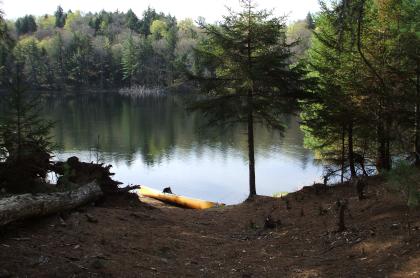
[301,0,420,181]
[0,0,419,277]
[0,6,200,89]
[0,5,313,90]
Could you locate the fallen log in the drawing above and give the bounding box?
[0,182,103,226]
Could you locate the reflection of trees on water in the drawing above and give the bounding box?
[39,93,313,167]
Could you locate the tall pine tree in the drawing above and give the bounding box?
[192,0,307,197]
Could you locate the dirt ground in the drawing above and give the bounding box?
[0,176,419,278]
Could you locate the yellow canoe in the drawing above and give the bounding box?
[138,186,222,209]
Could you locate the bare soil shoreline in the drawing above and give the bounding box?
[0,177,419,277]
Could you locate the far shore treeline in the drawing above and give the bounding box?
[0,6,312,90]
[0,6,199,89]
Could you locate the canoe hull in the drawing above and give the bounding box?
[138,186,219,209]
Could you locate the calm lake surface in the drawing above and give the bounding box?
[41,91,322,204]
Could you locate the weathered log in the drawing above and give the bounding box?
[0,182,103,226]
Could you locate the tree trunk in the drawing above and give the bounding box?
[341,126,345,183]
[247,101,256,197]
[246,4,256,198]
[377,124,388,171]
[377,107,391,171]
[0,182,102,227]
[336,200,347,232]
[415,61,420,165]
[348,122,357,177]
[357,0,390,172]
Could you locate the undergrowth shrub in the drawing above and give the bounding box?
[385,161,420,208]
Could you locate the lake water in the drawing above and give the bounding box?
[41,92,322,204]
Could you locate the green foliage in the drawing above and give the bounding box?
[1,6,198,89]
[13,37,48,88]
[126,9,139,32]
[178,18,197,39]
[300,0,420,177]
[0,4,343,95]
[305,13,315,30]
[0,75,53,193]
[37,15,56,30]
[138,7,160,37]
[54,6,66,28]
[385,161,420,208]
[15,15,37,36]
[0,10,14,87]
[49,31,66,86]
[174,19,200,77]
[89,10,113,36]
[92,36,113,88]
[150,20,168,40]
[63,11,83,32]
[121,35,139,85]
[193,0,306,129]
[191,0,308,196]
[65,32,93,86]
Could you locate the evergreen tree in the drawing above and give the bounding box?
[15,15,37,36]
[13,37,47,89]
[305,12,315,30]
[126,9,139,32]
[302,0,420,177]
[66,33,93,87]
[0,67,53,193]
[51,31,67,88]
[0,9,14,87]
[54,6,66,28]
[301,4,369,180]
[92,36,113,88]
[192,0,307,197]
[138,7,159,37]
[121,34,138,87]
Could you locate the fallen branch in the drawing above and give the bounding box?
[113,185,141,194]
